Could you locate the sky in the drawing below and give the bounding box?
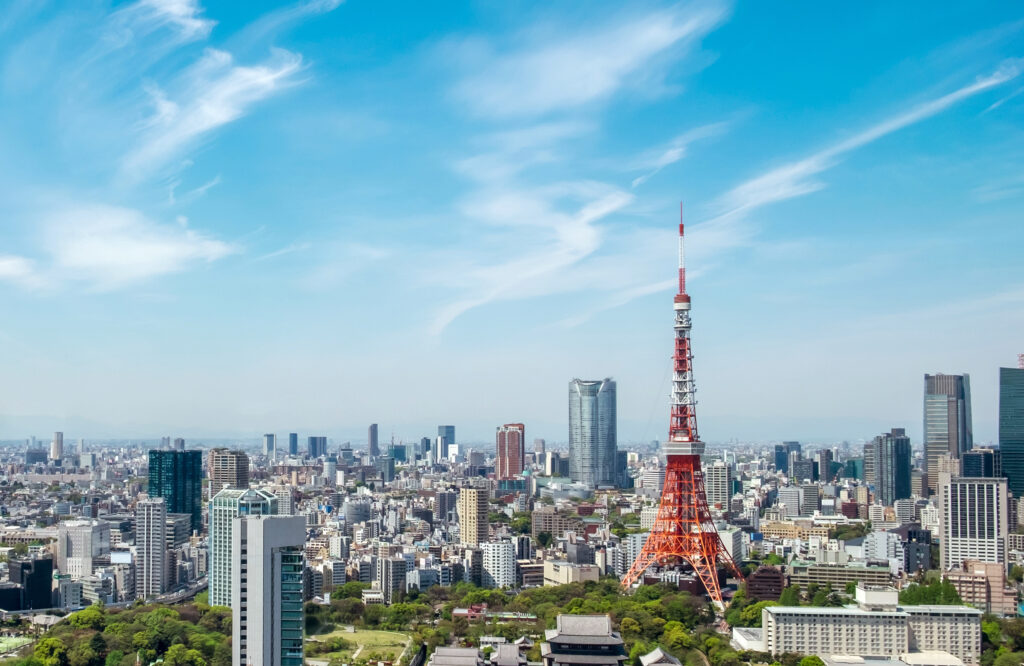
[1,1,1023,446]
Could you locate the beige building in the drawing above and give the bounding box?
[543,560,600,586]
[787,561,892,589]
[945,560,1017,617]
[207,448,249,497]
[457,488,489,547]
[531,506,583,539]
[760,521,830,541]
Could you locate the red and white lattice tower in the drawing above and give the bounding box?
[621,205,743,607]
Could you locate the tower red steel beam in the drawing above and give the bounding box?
[621,204,744,608]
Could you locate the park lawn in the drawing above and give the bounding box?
[308,628,410,664]
[0,636,32,654]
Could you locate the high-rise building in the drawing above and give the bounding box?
[816,449,835,482]
[568,378,617,488]
[925,373,973,495]
[376,455,395,483]
[940,476,1008,570]
[867,428,912,507]
[288,433,299,456]
[232,515,305,666]
[307,436,327,458]
[377,557,407,605]
[457,488,488,547]
[136,497,167,599]
[482,541,516,589]
[9,556,53,610]
[50,431,63,462]
[435,490,458,524]
[773,445,787,473]
[534,438,546,455]
[56,520,111,580]
[962,448,1001,478]
[263,434,276,458]
[784,442,801,475]
[368,424,379,458]
[210,488,279,607]
[438,425,455,462]
[208,448,250,497]
[705,461,732,508]
[1000,366,1024,497]
[790,456,814,483]
[496,423,526,480]
[148,450,202,532]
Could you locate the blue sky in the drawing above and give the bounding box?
[1,0,1023,446]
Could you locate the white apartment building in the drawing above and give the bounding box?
[940,477,1008,570]
[135,497,166,599]
[482,541,516,589]
[56,520,111,580]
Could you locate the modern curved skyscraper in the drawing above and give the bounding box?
[568,378,617,488]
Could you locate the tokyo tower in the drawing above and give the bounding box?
[621,205,743,607]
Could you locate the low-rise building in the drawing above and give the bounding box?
[543,560,600,586]
[542,615,627,666]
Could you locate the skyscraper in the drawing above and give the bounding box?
[496,423,526,480]
[263,433,276,458]
[208,448,250,497]
[9,556,53,610]
[457,488,488,547]
[50,431,63,462]
[136,497,167,599]
[368,424,379,457]
[148,450,202,532]
[438,425,455,462]
[232,515,305,666]
[773,445,787,473]
[482,541,516,589]
[924,373,973,495]
[705,461,732,508]
[867,428,912,507]
[56,520,110,580]
[962,448,1001,478]
[534,438,546,455]
[568,378,617,488]
[210,488,279,607]
[1000,366,1024,497]
[307,436,327,458]
[939,476,1008,570]
[288,432,299,456]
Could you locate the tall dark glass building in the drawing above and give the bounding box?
[568,378,617,488]
[962,448,1001,478]
[288,432,298,456]
[437,425,455,461]
[1000,366,1024,496]
[773,445,787,472]
[9,556,52,610]
[368,424,379,457]
[924,373,972,495]
[148,449,202,532]
[867,428,912,506]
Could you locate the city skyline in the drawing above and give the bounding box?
[1,1,1023,442]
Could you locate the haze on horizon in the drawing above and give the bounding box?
[1,1,1022,446]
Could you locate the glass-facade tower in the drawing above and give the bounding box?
[924,373,973,495]
[568,378,617,488]
[209,487,278,607]
[147,449,202,532]
[1000,367,1024,496]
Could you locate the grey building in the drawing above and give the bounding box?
[568,378,617,488]
[368,424,379,458]
[867,428,912,507]
[924,373,973,495]
[1000,366,1024,497]
[438,425,455,461]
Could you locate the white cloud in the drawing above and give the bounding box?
[713,60,1023,225]
[113,0,216,42]
[43,205,236,289]
[631,122,728,187]
[0,255,46,290]
[122,48,304,180]
[451,3,727,118]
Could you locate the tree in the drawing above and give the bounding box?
[800,657,825,666]
[69,606,107,630]
[536,532,553,548]
[619,617,641,640]
[164,644,207,666]
[1010,566,1024,584]
[35,638,70,666]
[778,585,801,606]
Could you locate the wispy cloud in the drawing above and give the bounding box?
[708,60,1023,228]
[0,255,46,290]
[111,0,216,43]
[257,242,313,261]
[121,48,304,180]
[43,205,236,289]
[631,122,728,187]
[450,3,727,118]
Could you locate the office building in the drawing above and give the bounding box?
[940,476,1008,570]
[56,520,111,580]
[435,490,457,524]
[376,455,395,483]
[962,448,1001,478]
[438,425,455,461]
[924,374,973,494]
[136,497,167,599]
[568,378,617,488]
[50,431,63,462]
[496,423,526,480]
[705,461,732,508]
[867,428,912,507]
[210,488,279,607]
[148,449,202,532]
[535,438,546,455]
[457,488,488,547]
[368,424,379,458]
[9,556,53,610]
[774,445,787,473]
[288,432,298,456]
[1000,366,1024,496]
[790,456,814,483]
[816,449,835,482]
[232,515,305,666]
[307,436,327,458]
[482,541,516,589]
[208,448,250,496]
[263,433,276,457]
